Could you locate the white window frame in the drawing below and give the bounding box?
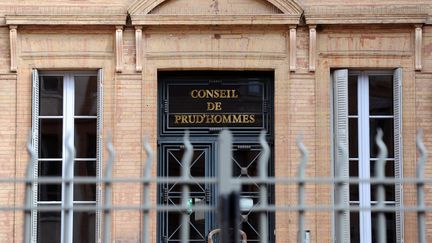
[332,69,403,243]
[31,70,103,243]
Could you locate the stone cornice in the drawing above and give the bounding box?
[427,16,432,25]
[305,5,429,25]
[5,14,126,26]
[131,14,301,26]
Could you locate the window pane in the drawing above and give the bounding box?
[349,211,360,243]
[40,76,63,116]
[370,160,395,201]
[348,75,358,116]
[73,211,96,243]
[349,160,359,201]
[75,119,97,158]
[371,212,396,243]
[370,118,394,158]
[39,119,62,159]
[74,161,96,201]
[37,211,61,243]
[38,161,62,201]
[349,118,358,158]
[75,76,97,116]
[369,75,393,115]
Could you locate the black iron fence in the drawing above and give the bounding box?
[0,129,430,243]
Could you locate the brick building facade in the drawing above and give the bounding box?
[0,0,432,242]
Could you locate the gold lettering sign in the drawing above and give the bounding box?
[190,89,239,99]
[168,83,264,128]
[174,114,256,124]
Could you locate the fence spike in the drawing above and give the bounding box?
[416,130,427,243]
[142,135,154,243]
[103,133,115,243]
[296,133,308,243]
[219,129,235,194]
[375,128,388,243]
[181,131,193,243]
[259,130,270,243]
[24,132,35,243]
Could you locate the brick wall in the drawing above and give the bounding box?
[0,2,431,243]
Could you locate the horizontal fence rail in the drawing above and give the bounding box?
[0,129,430,243]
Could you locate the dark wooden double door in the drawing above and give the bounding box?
[157,71,274,243]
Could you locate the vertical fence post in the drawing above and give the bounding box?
[296,134,308,243]
[375,129,388,243]
[218,129,240,243]
[181,131,193,243]
[142,136,154,243]
[103,134,115,243]
[259,130,270,243]
[24,134,35,243]
[416,130,427,243]
[335,142,348,243]
[61,132,75,243]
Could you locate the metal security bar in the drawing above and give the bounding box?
[1,129,431,243]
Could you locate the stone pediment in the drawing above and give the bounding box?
[149,0,283,15]
[128,0,303,25]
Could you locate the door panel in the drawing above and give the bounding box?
[232,146,273,243]
[159,144,213,243]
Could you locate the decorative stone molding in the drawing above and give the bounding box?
[289,26,296,72]
[415,25,423,71]
[319,50,412,58]
[131,15,301,26]
[9,25,17,72]
[115,26,123,73]
[309,25,316,72]
[3,5,126,15]
[145,52,286,60]
[135,26,143,72]
[305,5,428,25]
[427,17,432,25]
[5,14,126,25]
